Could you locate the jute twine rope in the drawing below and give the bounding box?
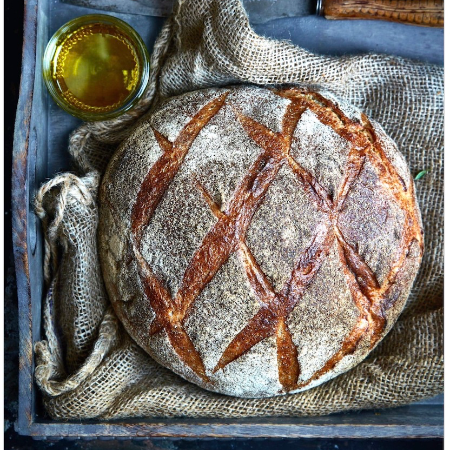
[35,307,120,396]
[34,173,96,285]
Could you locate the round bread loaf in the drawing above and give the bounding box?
[99,85,423,398]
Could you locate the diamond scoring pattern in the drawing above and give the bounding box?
[246,165,326,293]
[127,87,423,393]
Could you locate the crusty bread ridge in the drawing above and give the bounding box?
[98,85,423,398]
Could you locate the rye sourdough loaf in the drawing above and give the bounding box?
[98,85,423,398]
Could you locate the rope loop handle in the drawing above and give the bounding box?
[34,172,99,285]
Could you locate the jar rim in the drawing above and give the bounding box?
[42,14,150,122]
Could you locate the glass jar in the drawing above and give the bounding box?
[42,14,150,121]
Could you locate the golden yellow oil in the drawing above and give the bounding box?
[53,23,140,113]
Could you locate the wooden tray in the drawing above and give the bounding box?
[12,0,443,439]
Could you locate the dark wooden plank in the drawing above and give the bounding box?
[61,0,175,18]
[12,0,40,436]
[252,16,443,66]
[25,405,443,438]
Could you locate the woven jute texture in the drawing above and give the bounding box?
[34,0,443,419]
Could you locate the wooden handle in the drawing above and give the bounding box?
[321,0,444,27]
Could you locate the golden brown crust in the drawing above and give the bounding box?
[99,85,423,397]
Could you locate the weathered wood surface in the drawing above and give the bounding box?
[13,0,443,439]
[21,405,447,439]
[252,16,443,65]
[13,0,39,436]
[322,0,444,27]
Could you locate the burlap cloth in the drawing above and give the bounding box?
[34,0,443,420]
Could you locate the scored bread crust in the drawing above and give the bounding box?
[98,85,423,398]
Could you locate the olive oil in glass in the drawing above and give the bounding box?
[43,15,150,121]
